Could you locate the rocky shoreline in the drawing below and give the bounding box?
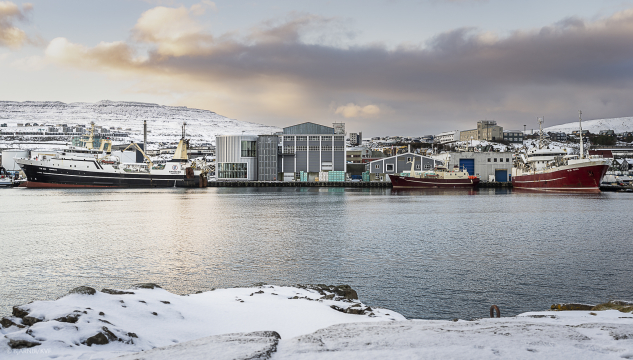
[2,284,633,359]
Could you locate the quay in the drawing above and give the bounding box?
[207,181,511,188]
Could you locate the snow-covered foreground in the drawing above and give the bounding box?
[2,285,632,360]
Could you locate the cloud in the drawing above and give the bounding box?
[0,1,33,48]
[43,5,633,133]
[335,103,381,118]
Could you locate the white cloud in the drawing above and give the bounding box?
[0,1,32,48]
[334,103,381,118]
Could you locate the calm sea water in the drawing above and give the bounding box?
[1,187,632,320]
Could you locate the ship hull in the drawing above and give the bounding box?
[18,162,192,188]
[512,163,608,192]
[389,175,480,188]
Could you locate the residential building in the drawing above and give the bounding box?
[548,132,567,142]
[349,132,363,146]
[503,130,524,143]
[435,130,460,144]
[346,147,371,164]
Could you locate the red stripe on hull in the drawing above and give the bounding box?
[24,181,120,189]
[389,175,479,188]
[511,164,608,193]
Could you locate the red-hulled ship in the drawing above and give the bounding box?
[511,113,609,192]
[389,160,480,189]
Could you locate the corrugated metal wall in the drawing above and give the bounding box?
[283,122,334,134]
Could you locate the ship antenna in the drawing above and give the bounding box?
[537,117,544,149]
[578,110,584,159]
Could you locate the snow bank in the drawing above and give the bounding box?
[0,284,403,359]
[2,285,632,360]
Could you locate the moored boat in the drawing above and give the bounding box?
[511,113,609,192]
[389,158,479,189]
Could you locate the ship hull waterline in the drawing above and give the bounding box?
[389,175,480,189]
[511,163,608,193]
[18,163,197,188]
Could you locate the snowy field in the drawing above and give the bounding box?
[2,285,632,359]
[0,101,281,146]
[543,117,633,135]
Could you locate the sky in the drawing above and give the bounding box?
[1,0,633,136]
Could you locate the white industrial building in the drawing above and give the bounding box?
[435,131,460,144]
[366,153,443,182]
[446,152,514,182]
[215,135,259,181]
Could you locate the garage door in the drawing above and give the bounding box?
[459,159,475,176]
[495,169,508,182]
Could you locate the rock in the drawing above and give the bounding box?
[127,332,138,338]
[23,316,43,326]
[84,326,118,346]
[551,303,594,311]
[160,300,171,304]
[68,286,97,296]
[321,294,335,300]
[12,306,29,318]
[1,317,23,329]
[55,313,80,323]
[133,283,162,289]
[102,289,135,295]
[334,285,358,300]
[330,305,345,313]
[8,339,41,349]
[303,284,359,300]
[152,312,158,316]
[99,312,105,316]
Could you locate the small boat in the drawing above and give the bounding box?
[389,158,479,189]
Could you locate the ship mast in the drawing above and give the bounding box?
[537,117,544,149]
[578,110,585,159]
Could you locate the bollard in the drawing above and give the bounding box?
[490,305,501,318]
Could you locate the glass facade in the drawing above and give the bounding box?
[241,141,256,157]
[218,163,248,178]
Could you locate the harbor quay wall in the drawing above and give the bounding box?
[207,181,511,188]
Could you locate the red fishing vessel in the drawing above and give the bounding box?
[511,113,609,192]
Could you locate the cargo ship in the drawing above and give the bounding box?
[389,158,479,188]
[15,122,209,188]
[511,113,609,192]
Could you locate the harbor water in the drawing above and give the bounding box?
[1,187,632,320]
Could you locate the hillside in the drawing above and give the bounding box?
[542,116,633,134]
[0,101,280,145]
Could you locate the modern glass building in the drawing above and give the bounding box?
[216,135,259,180]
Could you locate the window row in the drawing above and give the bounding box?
[281,135,344,142]
[218,162,248,179]
[487,158,511,162]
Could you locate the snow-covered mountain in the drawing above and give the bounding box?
[542,116,633,134]
[0,101,280,145]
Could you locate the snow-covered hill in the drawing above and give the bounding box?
[542,117,633,134]
[0,101,280,145]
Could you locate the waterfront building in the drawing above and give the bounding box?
[279,122,346,181]
[216,135,258,180]
[446,152,514,182]
[367,153,442,182]
[256,135,279,181]
[349,132,363,146]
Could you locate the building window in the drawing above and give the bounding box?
[424,164,431,169]
[374,164,379,169]
[309,136,320,141]
[283,146,294,154]
[334,136,344,141]
[322,145,332,151]
[488,158,491,162]
[506,158,510,162]
[218,162,248,179]
[334,146,344,151]
[386,164,394,172]
[283,136,294,142]
[321,136,332,141]
[241,141,256,157]
[499,158,503,162]
[296,146,307,151]
[296,136,307,141]
[309,146,319,151]
[407,157,412,162]
[415,164,420,170]
[494,158,497,162]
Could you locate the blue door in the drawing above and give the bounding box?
[459,159,475,176]
[495,169,508,182]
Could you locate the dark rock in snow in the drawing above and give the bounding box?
[133,283,162,289]
[1,317,24,329]
[67,286,97,296]
[8,339,41,349]
[551,303,594,311]
[12,306,29,318]
[55,313,80,323]
[160,301,170,304]
[84,326,118,346]
[23,316,43,326]
[102,289,135,295]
